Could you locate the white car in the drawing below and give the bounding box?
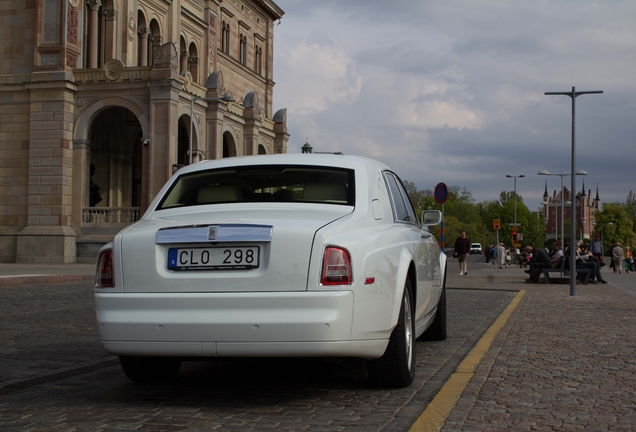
[95,154,447,388]
[470,243,483,254]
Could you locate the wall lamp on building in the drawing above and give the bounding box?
[189,92,235,164]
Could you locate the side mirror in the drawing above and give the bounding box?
[421,210,442,226]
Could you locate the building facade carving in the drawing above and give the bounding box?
[0,0,288,263]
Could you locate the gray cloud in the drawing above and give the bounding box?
[273,1,636,211]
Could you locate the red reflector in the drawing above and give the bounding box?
[364,277,375,285]
[321,247,351,285]
[97,250,115,288]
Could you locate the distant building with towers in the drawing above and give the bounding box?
[542,180,601,242]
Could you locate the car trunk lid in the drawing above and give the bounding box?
[119,205,351,293]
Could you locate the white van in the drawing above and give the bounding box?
[470,243,482,254]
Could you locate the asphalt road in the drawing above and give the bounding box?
[0,259,516,431]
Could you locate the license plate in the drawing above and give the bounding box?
[168,246,260,271]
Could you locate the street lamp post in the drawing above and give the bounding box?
[189,93,235,165]
[545,86,603,296]
[538,170,587,246]
[505,174,525,225]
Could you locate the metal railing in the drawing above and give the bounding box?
[83,207,141,224]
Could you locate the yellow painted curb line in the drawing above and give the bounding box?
[409,290,526,432]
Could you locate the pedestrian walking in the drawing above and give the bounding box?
[497,243,507,269]
[454,230,471,275]
[612,242,624,274]
[589,233,604,264]
[625,246,633,273]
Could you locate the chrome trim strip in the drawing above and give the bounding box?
[156,224,273,244]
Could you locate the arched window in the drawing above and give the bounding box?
[189,42,199,83]
[221,21,230,54]
[240,34,247,65]
[137,12,150,67]
[149,19,162,65]
[179,36,188,74]
[221,21,226,53]
[255,45,262,75]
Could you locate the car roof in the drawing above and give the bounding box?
[175,153,391,175]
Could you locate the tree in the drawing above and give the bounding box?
[595,203,636,254]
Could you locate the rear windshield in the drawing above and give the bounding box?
[157,165,355,210]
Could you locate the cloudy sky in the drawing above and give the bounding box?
[271,0,636,211]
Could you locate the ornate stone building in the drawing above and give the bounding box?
[542,181,601,242]
[0,0,289,263]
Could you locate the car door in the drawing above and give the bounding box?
[383,172,432,326]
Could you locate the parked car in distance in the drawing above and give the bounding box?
[470,243,483,254]
[95,154,447,388]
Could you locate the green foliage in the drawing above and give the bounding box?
[594,203,636,253]
[404,182,636,252]
[406,183,549,250]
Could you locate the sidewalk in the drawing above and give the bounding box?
[0,263,95,287]
[435,259,636,431]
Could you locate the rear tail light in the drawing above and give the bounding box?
[96,250,115,288]
[321,247,352,285]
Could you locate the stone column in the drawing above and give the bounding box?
[17,81,78,263]
[151,36,162,61]
[138,28,151,66]
[103,8,117,61]
[180,50,189,74]
[243,107,260,156]
[87,0,102,68]
[205,100,229,160]
[147,80,181,204]
[71,140,89,234]
[189,56,199,83]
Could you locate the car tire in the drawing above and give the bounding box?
[119,356,182,383]
[420,267,447,341]
[366,279,415,388]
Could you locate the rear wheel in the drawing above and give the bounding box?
[367,279,415,388]
[119,356,182,383]
[420,268,447,341]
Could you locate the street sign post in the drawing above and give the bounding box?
[435,183,447,251]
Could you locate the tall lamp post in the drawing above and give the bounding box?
[189,92,235,165]
[538,170,587,245]
[545,86,603,296]
[505,174,525,225]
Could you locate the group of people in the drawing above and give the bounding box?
[610,241,634,274]
[453,230,513,276]
[523,239,607,284]
[484,243,512,268]
[453,230,634,283]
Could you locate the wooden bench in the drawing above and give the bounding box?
[542,257,591,284]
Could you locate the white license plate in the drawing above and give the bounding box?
[168,246,260,270]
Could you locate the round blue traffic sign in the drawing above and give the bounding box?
[434,182,448,204]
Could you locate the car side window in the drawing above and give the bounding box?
[383,172,417,225]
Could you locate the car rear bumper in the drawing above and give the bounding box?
[95,290,389,359]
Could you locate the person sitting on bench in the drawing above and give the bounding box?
[564,245,598,284]
[578,241,607,284]
[524,245,552,283]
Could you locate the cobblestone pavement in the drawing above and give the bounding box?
[7,256,633,431]
[442,258,636,431]
[0,258,516,432]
